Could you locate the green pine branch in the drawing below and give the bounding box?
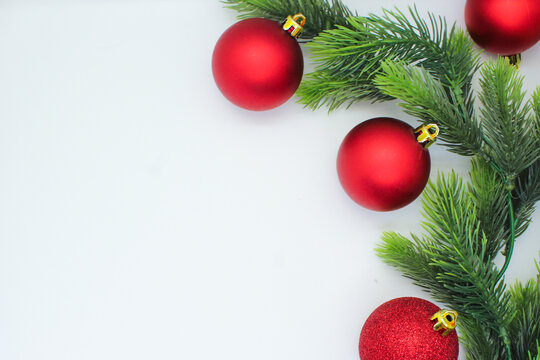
[465,157,535,258]
[222,0,354,38]
[297,8,480,113]
[478,59,540,185]
[378,174,511,329]
[374,60,482,156]
[376,232,440,290]
[377,173,531,358]
[468,158,508,258]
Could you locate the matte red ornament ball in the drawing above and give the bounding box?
[465,0,540,55]
[212,18,304,111]
[336,118,431,212]
[359,297,459,360]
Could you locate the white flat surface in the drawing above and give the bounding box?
[0,0,538,359]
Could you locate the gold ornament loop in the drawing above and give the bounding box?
[415,123,440,148]
[283,14,306,39]
[431,309,458,336]
[292,14,306,27]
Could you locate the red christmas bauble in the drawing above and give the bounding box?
[336,118,432,212]
[359,297,459,360]
[212,17,304,111]
[465,0,540,55]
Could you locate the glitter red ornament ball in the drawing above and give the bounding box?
[465,0,540,55]
[359,297,459,360]
[212,15,305,111]
[336,118,438,212]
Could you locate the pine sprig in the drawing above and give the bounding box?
[374,60,482,156]
[468,158,508,258]
[295,71,392,111]
[377,173,513,353]
[298,8,480,112]
[418,174,511,332]
[478,59,540,184]
[222,0,354,38]
[376,232,439,290]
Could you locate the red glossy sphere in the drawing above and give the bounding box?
[336,118,431,212]
[359,297,459,360]
[212,18,304,111]
[465,0,540,55]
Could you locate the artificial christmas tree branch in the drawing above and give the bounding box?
[376,173,514,358]
[298,8,480,118]
[374,56,539,360]
[374,59,482,156]
[468,159,509,259]
[224,1,540,358]
[478,60,540,183]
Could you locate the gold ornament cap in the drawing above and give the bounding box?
[283,14,306,39]
[431,309,458,336]
[415,123,440,148]
[505,53,522,68]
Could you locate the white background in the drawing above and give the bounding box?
[0,0,539,359]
